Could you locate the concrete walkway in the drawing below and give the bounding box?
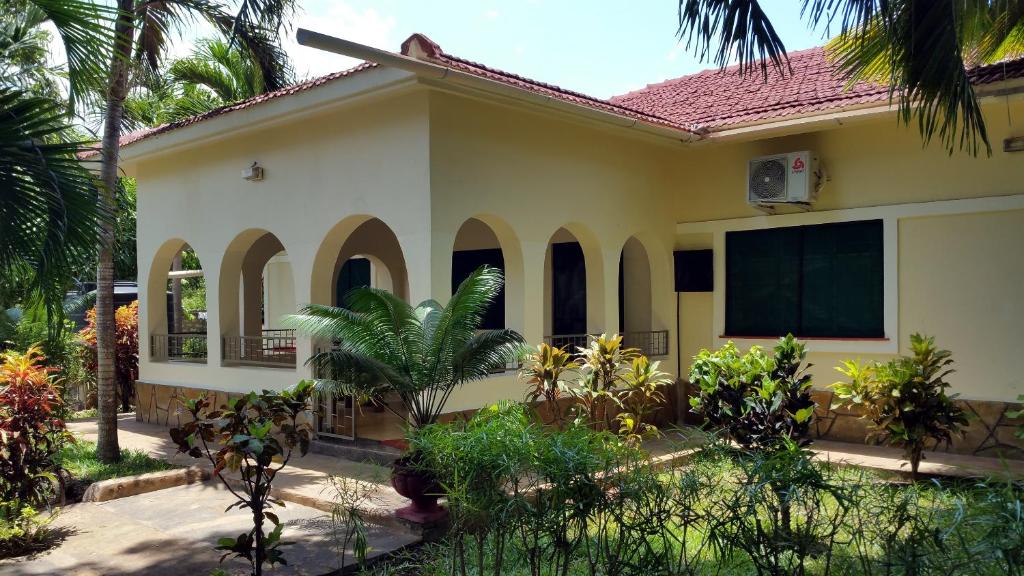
[0,483,418,576]
[68,414,410,526]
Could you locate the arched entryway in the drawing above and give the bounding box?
[451,217,508,329]
[543,225,603,349]
[618,235,666,356]
[147,240,208,363]
[218,230,296,368]
[310,216,411,441]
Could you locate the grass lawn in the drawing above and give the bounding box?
[56,440,176,487]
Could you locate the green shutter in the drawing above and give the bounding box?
[726,227,801,336]
[726,220,883,338]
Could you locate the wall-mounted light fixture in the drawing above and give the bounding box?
[1004,136,1024,153]
[242,161,264,181]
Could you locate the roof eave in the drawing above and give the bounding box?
[703,78,1024,143]
[296,28,700,144]
[118,65,417,164]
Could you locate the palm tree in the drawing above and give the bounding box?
[287,267,525,430]
[170,37,269,102]
[94,0,296,463]
[0,1,114,332]
[121,37,285,131]
[676,1,1024,155]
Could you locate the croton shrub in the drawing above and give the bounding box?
[0,345,72,506]
[688,335,816,451]
[79,300,139,411]
[832,333,969,480]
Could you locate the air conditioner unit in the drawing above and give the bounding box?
[747,151,818,205]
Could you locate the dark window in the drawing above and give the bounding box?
[551,242,587,335]
[336,258,371,309]
[725,220,883,338]
[452,248,505,329]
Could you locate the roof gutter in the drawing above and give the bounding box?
[296,28,699,144]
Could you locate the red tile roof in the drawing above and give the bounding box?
[79,62,378,157]
[398,34,690,133]
[610,47,1024,131]
[93,35,1024,156]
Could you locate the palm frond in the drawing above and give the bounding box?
[453,329,526,383]
[29,0,117,109]
[677,0,789,78]
[0,89,106,332]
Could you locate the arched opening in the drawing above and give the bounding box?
[310,216,411,442]
[452,218,506,329]
[219,230,296,368]
[544,227,589,349]
[148,240,207,363]
[619,236,665,356]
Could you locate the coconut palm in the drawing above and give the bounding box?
[676,0,1024,155]
[92,0,296,463]
[287,267,526,430]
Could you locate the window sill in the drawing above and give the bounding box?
[720,335,890,342]
[714,334,897,355]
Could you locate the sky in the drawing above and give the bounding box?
[184,0,833,99]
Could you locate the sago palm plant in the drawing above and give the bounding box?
[287,266,525,430]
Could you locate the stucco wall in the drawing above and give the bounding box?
[134,84,431,394]
[672,97,1024,403]
[427,92,679,412]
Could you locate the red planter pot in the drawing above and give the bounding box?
[391,456,447,524]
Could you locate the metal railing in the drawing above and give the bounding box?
[544,330,670,357]
[222,329,296,368]
[545,333,592,351]
[623,330,670,357]
[151,333,208,362]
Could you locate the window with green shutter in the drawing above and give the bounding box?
[725,220,884,338]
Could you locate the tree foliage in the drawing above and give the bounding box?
[676,0,1024,155]
[288,266,525,430]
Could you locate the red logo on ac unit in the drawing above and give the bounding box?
[791,157,805,172]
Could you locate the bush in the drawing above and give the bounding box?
[689,335,815,451]
[520,335,670,441]
[0,501,56,559]
[832,333,969,479]
[0,345,72,506]
[170,380,315,576]
[79,300,138,412]
[8,316,93,413]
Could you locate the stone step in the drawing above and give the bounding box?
[311,437,403,466]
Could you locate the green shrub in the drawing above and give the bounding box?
[0,501,56,559]
[170,380,315,576]
[832,333,969,479]
[689,334,816,451]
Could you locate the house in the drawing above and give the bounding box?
[117,31,1024,455]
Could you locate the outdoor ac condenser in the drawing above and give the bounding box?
[747,151,818,205]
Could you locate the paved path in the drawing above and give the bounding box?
[0,483,418,576]
[68,414,410,525]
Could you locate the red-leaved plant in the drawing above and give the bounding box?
[79,301,139,411]
[0,345,73,506]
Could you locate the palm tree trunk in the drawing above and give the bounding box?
[95,0,136,464]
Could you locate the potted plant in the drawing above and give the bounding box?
[288,266,524,522]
